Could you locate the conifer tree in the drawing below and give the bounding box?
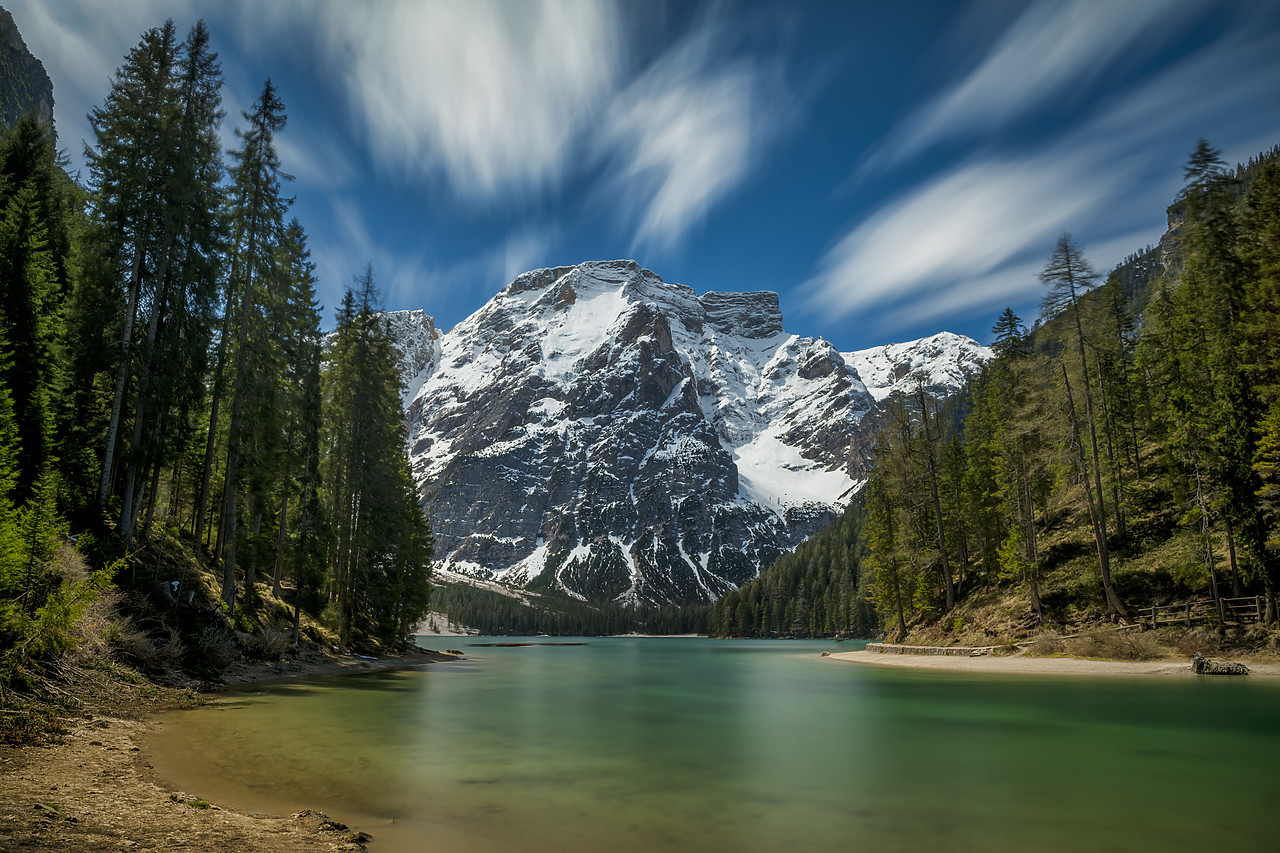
[1040,233,1125,617]
[0,114,67,495]
[87,20,181,515]
[116,21,225,544]
[213,78,289,608]
[323,269,434,646]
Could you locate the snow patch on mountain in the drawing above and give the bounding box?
[845,332,988,404]
[390,260,989,604]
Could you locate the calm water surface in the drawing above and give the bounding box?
[149,638,1280,852]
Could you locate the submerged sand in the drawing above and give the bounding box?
[827,649,1280,677]
[0,647,457,852]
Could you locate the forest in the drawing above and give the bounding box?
[0,19,433,738]
[716,141,1280,644]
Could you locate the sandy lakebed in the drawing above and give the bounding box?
[0,647,458,853]
[6,643,1280,852]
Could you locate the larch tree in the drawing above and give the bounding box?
[1040,233,1126,617]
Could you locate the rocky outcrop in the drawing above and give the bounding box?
[0,6,54,135]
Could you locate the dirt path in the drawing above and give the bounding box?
[0,647,459,852]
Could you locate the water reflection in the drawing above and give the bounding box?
[150,639,1280,853]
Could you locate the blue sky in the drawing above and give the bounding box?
[11,0,1280,350]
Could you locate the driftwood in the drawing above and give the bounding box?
[1192,653,1250,675]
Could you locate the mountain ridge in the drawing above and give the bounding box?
[390,260,989,605]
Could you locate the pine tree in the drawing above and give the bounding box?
[0,114,65,495]
[86,20,181,515]
[115,21,225,544]
[323,269,434,647]
[1040,233,1126,617]
[214,78,290,608]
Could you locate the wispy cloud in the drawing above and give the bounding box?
[319,199,435,314]
[805,152,1110,321]
[309,0,784,250]
[274,122,356,190]
[16,0,788,260]
[808,5,1280,335]
[600,29,782,252]
[495,228,556,284]
[315,0,620,200]
[9,0,198,164]
[858,0,1201,176]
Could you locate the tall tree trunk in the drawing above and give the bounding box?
[119,234,178,543]
[142,416,165,539]
[916,385,954,609]
[1193,466,1225,623]
[1062,363,1126,617]
[273,491,289,598]
[220,241,256,609]
[194,280,237,549]
[98,241,147,512]
[1224,516,1242,597]
[1093,351,1127,539]
[1021,455,1043,617]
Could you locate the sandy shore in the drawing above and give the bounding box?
[827,649,1280,677]
[0,646,459,852]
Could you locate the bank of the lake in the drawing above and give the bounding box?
[827,649,1280,677]
[139,637,1280,853]
[0,647,456,853]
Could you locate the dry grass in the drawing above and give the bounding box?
[195,624,240,670]
[1024,629,1066,656]
[1062,628,1170,661]
[238,624,291,661]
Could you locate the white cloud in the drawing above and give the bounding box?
[274,124,356,190]
[599,30,777,253]
[804,152,1110,321]
[496,228,555,283]
[316,0,620,200]
[8,0,198,165]
[811,4,1280,334]
[860,0,1201,175]
[311,0,781,249]
[320,199,435,313]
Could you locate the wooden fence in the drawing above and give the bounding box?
[1135,596,1266,628]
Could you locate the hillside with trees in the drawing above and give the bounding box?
[0,18,433,741]
[709,494,875,638]
[718,141,1280,649]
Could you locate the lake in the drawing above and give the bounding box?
[148,638,1280,852]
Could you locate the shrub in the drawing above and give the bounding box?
[1064,628,1167,661]
[1026,629,1065,656]
[195,623,240,670]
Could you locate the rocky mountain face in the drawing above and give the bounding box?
[396,260,989,606]
[0,6,54,134]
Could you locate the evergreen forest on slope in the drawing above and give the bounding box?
[0,18,433,741]
[714,141,1280,650]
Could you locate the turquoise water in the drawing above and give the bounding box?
[149,639,1280,852]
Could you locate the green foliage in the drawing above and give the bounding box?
[726,140,1280,639]
[710,493,875,638]
[323,271,434,648]
[429,583,707,636]
[1,471,117,700]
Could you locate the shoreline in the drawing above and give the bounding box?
[826,649,1280,677]
[0,645,461,852]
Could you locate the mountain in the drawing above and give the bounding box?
[396,260,989,606]
[0,5,54,134]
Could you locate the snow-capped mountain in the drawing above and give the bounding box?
[397,260,988,606]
